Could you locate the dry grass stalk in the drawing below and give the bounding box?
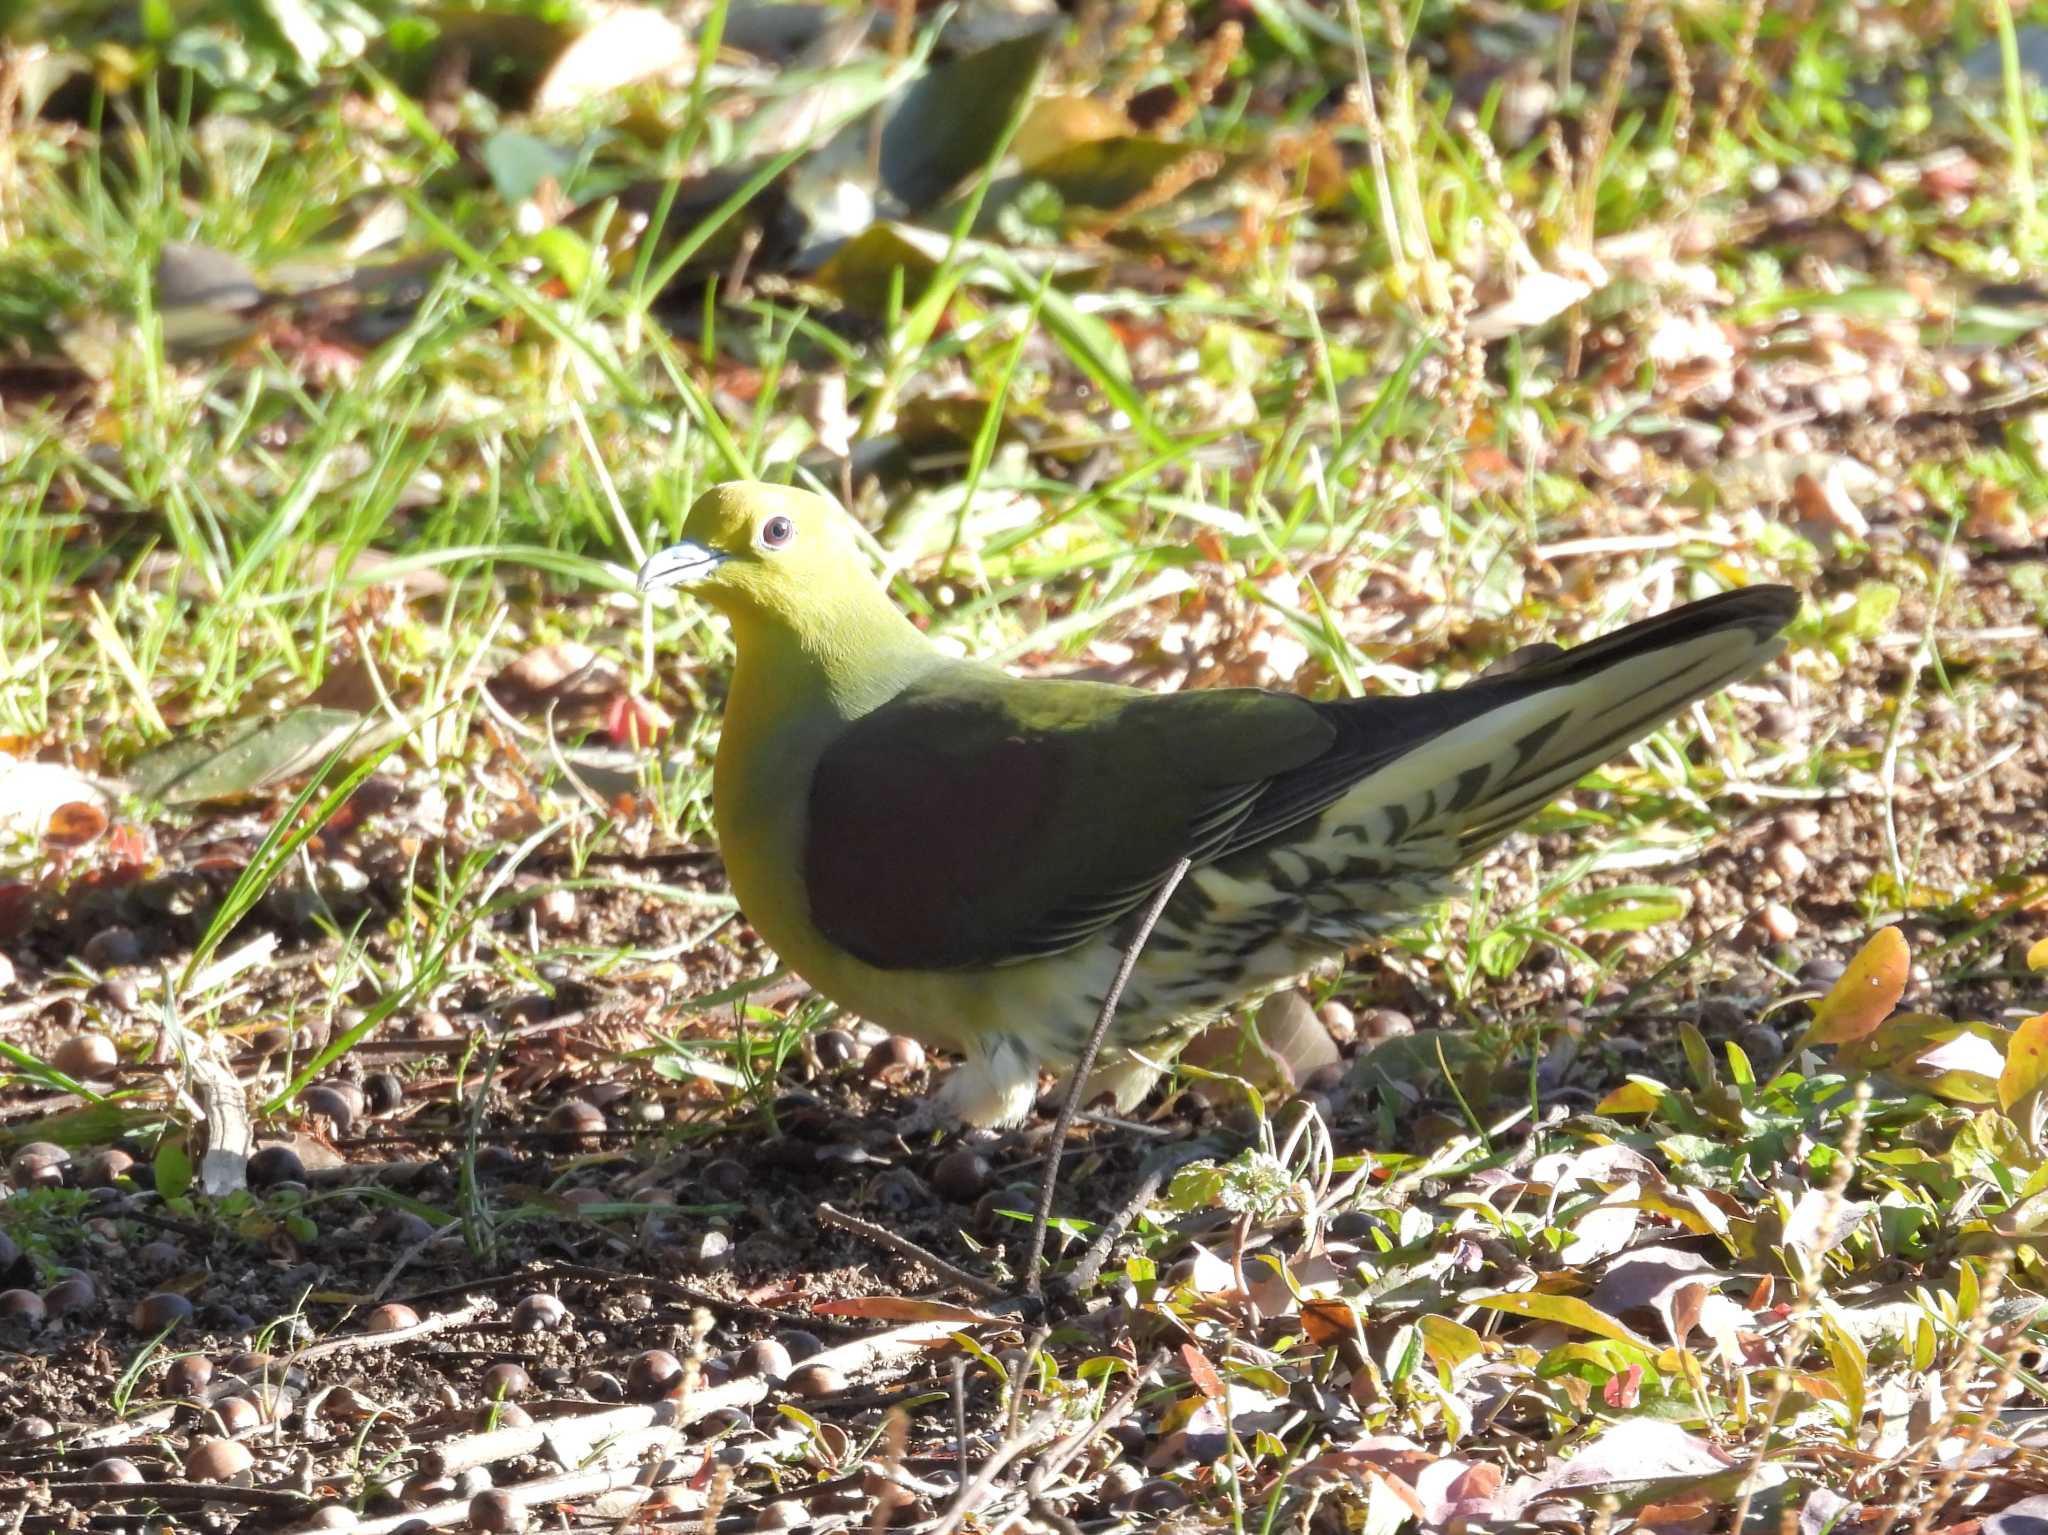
[1653,9,1695,163]
[1153,19,1242,136]
[1707,0,1768,145]
[1093,148,1224,233]
[1567,0,1650,377]
[1108,0,1186,110]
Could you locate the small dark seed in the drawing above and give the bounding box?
[363,1072,405,1114]
[82,925,142,968]
[468,1489,525,1533]
[481,1363,530,1401]
[301,1085,355,1136]
[185,1436,252,1479]
[627,1350,684,1401]
[130,1292,193,1331]
[52,1033,118,1079]
[863,1036,925,1079]
[736,1338,791,1380]
[43,1274,96,1317]
[577,1369,624,1402]
[931,1148,993,1202]
[1356,1008,1414,1041]
[546,1100,606,1144]
[83,1148,134,1187]
[785,1362,845,1398]
[777,1329,824,1363]
[510,1293,568,1333]
[246,1144,305,1187]
[812,1028,859,1068]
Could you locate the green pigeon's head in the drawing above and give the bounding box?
[638,482,874,625]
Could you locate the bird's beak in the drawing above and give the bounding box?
[637,541,727,593]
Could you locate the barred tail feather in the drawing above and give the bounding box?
[1312,585,1797,869]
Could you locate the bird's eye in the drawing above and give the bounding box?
[760,515,795,549]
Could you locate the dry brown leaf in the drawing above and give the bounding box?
[532,4,690,114]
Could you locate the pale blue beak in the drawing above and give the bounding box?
[637,541,727,592]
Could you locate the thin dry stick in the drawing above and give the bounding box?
[1061,1138,1221,1297]
[817,1203,1007,1301]
[1023,857,1193,1296]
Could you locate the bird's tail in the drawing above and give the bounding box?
[1313,585,1800,869]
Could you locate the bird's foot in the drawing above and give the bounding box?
[1046,1048,1169,1120]
[928,1039,1043,1129]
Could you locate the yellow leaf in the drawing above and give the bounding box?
[1810,927,1910,1044]
[1467,1292,1655,1349]
[1596,1079,1665,1116]
[2029,936,2048,973]
[1417,1314,1484,1371]
[1999,1014,2048,1110]
[1814,1301,1867,1440]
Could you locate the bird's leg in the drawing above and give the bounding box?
[1023,857,1192,1299]
[929,1033,1042,1129]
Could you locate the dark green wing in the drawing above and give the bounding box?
[803,669,1334,970]
[805,584,1799,972]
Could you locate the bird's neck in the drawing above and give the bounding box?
[724,595,938,732]
[713,597,937,898]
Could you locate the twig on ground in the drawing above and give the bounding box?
[1059,1137,1221,1299]
[816,1202,1008,1301]
[1024,857,1191,1297]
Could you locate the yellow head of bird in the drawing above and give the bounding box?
[637,482,872,626]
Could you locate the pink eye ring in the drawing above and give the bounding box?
[760,515,795,548]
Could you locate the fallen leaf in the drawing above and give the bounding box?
[877,24,1058,210]
[1015,94,1133,166]
[128,708,366,805]
[1469,270,1593,341]
[532,3,690,114]
[1467,1292,1654,1349]
[1914,1029,2009,1084]
[1182,990,1339,1100]
[1602,1363,1643,1408]
[1534,1417,1738,1492]
[1558,1185,1644,1266]
[499,641,607,695]
[1810,927,1910,1044]
[1999,1014,2048,1110]
[1986,1493,2048,1535]
[1791,463,1872,539]
[1182,1343,1224,1400]
[606,693,673,748]
[0,756,110,841]
[1782,1188,1870,1264]
[42,799,108,849]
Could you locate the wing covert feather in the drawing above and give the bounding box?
[803,673,1332,970]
